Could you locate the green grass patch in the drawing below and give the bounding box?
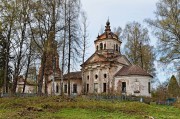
[53,108,140,119]
[0,96,180,119]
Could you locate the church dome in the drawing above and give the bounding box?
[95,20,121,42]
[94,20,122,56]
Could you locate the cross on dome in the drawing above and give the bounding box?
[105,18,111,32]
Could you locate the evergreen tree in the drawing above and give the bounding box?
[168,75,180,97]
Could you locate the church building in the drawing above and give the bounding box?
[80,20,153,96]
[19,20,153,97]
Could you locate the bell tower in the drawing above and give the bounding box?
[94,20,122,57]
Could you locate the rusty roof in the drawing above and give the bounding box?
[115,65,153,77]
[94,20,121,43]
[64,71,82,80]
[81,52,107,66]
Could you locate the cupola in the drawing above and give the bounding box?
[94,20,122,55]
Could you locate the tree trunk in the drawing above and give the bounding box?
[61,0,67,96]
[139,42,144,69]
[3,25,11,94]
[67,1,71,96]
[44,74,48,95]
[22,42,32,93]
[38,53,46,96]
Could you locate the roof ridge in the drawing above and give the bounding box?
[115,65,153,77]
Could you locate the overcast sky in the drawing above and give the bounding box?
[81,0,158,39]
[80,0,170,83]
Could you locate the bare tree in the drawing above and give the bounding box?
[60,0,67,95]
[81,11,89,65]
[80,10,89,94]
[27,0,63,96]
[146,0,180,72]
[67,0,81,96]
[0,0,16,94]
[11,0,31,94]
[123,22,156,75]
[22,38,33,93]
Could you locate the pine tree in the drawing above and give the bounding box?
[168,75,180,97]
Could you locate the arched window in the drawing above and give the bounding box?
[116,44,118,51]
[104,74,107,78]
[96,45,98,51]
[100,43,103,50]
[114,44,115,50]
[87,75,89,80]
[56,84,59,93]
[95,74,98,79]
[104,43,106,49]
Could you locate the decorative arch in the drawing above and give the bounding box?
[96,45,99,51]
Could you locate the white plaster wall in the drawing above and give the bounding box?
[47,81,61,95]
[83,62,124,94]
[16,84,36,93]
[114,76,152,97]
[63,79,82,95]
[84,67,110,93]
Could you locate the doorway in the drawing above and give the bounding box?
[122,82,126,93]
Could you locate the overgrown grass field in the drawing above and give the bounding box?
[0,96,180,119]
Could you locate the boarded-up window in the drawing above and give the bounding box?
[94,83,98,93]
[135,81,140,91]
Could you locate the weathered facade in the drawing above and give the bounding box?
[63,72,82,95]
[81,20,152,96]
[16,76,37,93]
[38,32,61,95]
[21,20,152,97]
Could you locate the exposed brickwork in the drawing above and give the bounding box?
[38,32,61,83]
